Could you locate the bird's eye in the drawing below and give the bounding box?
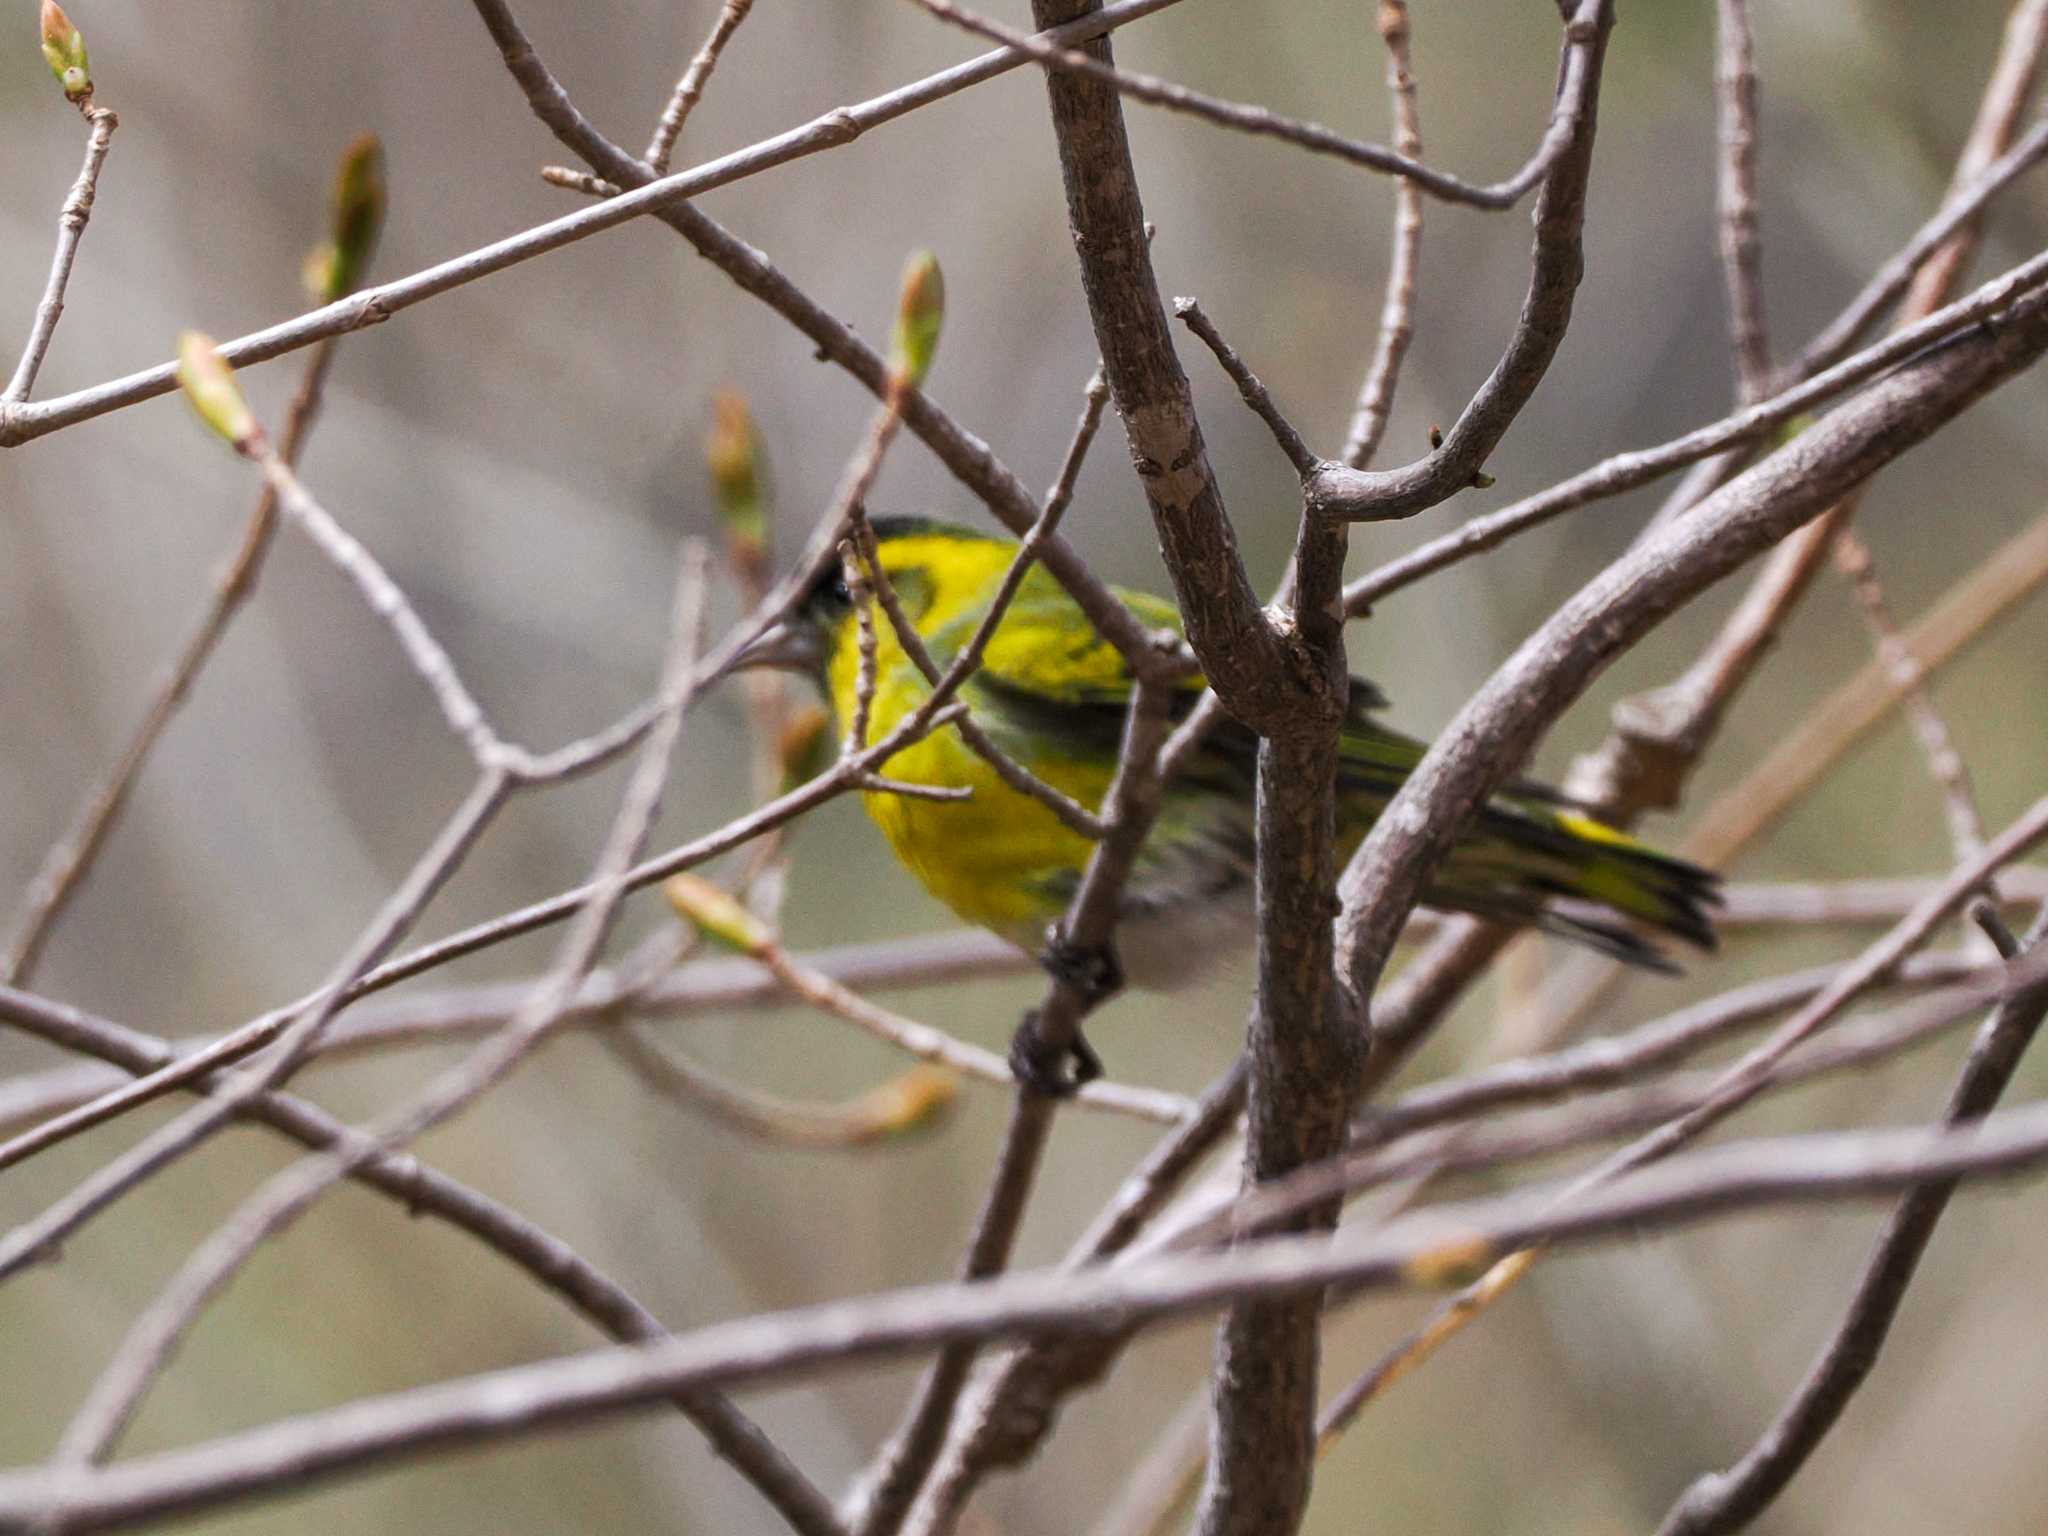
[828,573,852,605]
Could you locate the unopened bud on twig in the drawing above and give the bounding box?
[664,874,772,955]
[705,389,768,587]
[1400,1230,1495,1289]
[303,134,386,302]
[39,0,90,102]
[889,250,945,390]
[174,332,261,452]
[849,1066,958,1141]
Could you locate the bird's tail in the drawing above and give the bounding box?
[1429,802,1721,971]
[1333,719,1720,969]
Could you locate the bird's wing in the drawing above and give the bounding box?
[964,568,1388,725]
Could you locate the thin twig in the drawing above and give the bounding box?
[0,664,995,1170]
[850,1095,1058,1536]
[496,0,1181,707]
[1562,2,2048,830]
[848,507,1110,842]
[1713,0,1771,403]
[1832,528,1991,866]
[0,980,841,1536]
[1155,967,2023,1266]
[1686,510,2048,865]
[850,669,1179,1536]
[1173,299,1319,476]
[52,545,714,1467]
[1785,113,2048,383]
[1341,244,2048,614]
[0,770,514,1283]
[1088,1383,1210,1536]
[645,0,756,173]
[1484,20,2048,1062]
[894,847,1541,1533]
[2,337,338,985]
[895,1061,1251,1536]
[901,0,1593,210]
[257,451,511,769]
[1326,257,2048,1393]
[45,868,1997,1148]
[0,930,1038,1162]
[843,540,882,757]
[1655,909,2048,1536]
[1339,0,1424,470]
[851,364,1171,1536]
[1492,506,2048,1065]
[754,939,1192,1124]
[1299,0,1614,526]
[1360,949,1993,1147]
[0,0,1187,455]
[4,104,117,403]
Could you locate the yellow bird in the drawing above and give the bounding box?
[741,517,1716,999]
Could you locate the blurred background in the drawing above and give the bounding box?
[4,2,2047,1531]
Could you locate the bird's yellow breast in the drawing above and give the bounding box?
[859,723,1107,941]
[823,542,1114,943]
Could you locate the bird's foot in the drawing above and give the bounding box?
[1005,927,1122,1096]
[1008,1010,1103,1098]
[1039,928,1124,1008]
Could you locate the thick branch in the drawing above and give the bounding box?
[1334,280,2048,1011]
[17,1066,2048,1534]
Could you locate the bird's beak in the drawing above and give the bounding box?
[729,618,824,674]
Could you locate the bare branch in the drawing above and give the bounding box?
[22,1063,2048,1535]
[1335,279,2048,1025]
[1343,244,2048,613]
[1021,0,1296,726]
[1788,114,2048,383]
[476,0,1184,681]
[3,104,116,403]
[256,450,512,769]
[1655,911,2048,1536]
[0,930,1041,1159]
[1359,949,1993,1147]
[1339,0,1425,470]
[1686,510,2048,865]
[1897,1,2048,318]
[752,937,1192,1124]
[1331,798,2048,1421]
[1832,529,1991,867]
[903,0,1592,211]
[0,769,513,1284]
[850,508,1109,842]
[1300,0,1613,524]
[1173,299,1319,477]
[0,0,1184,457]
[644,0,756,173]
[893,1060,1250,1536]
[0,983,843,1536]
[1713,0,1771,402]
[606,1027,956,1150]
[1564,4,2048,830]
[2,337,338,986]
[52,545,714,1468]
